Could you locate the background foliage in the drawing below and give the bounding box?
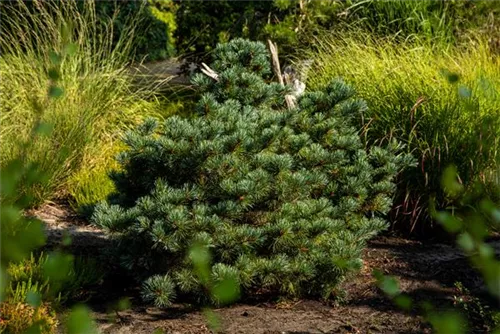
[0,0,175,62]
[165,0,500,69]
[92,0,175,61]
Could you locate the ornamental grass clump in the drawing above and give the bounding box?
[306,33,500,234]
[92,39,414,307]
[0,0,164,208]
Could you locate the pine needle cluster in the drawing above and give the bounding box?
[92,39,414,307]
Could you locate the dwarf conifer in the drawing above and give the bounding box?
[92,39,414,307]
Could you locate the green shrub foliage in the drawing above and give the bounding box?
[92,39,413,306]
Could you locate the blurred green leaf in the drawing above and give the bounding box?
[189,243,211,265]
[212,276,240,305]
[478,243,494,259]
[66,305,97,334]
[152,329,165,334]
[380,276,400,297]
[478,76,497,99]
[0,207,20,231]
[467,216,488,240]
[420,301,433,313]
[456,233,474,252]
[189,243,211,284]
[64,43,78,56]
[1,217,46,263]
[62,232,72,247]
[435,211,463,233]
[48,51,62,66]
[428,311,467,334]
[43,251,73,282]
[28,98,45,115]
[26,291,42,307]
[441,165,463,198]
[440,69,460,84]
[117,297,132,311]
[394,294,412,311]
[0,160,23,197]
[35,122,54,137]
[25,163,46,186]
[48,86,64,99]
[373,270,400,297]
[202,308,220,333]
[481,261,500,297]
[60,22,75,46]
[48,68,60,81]
[458,86,472,99]
[493,209,500,224]
[0,266,7,303]
[24,325,43,334]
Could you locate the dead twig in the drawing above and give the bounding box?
[267,39,296,110]
[200,62,219,82]
[267,39,284,86]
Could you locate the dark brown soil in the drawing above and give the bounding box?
[34,202,500,334]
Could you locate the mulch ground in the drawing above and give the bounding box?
[32,201,499,334]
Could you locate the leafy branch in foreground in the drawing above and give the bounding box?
[375,164,500,334]
[1,44,97,334]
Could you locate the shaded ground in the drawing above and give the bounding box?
[34,201,500,334]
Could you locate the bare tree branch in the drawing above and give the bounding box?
[268,39,296,109]
[268,40,284,86]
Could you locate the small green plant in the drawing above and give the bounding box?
[5,252,106,308]
[453,282,500,331]
[6,253,51,304]
[0,301,58,334]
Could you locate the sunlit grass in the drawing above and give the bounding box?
[306,32,500,233]
[0,0,165,207]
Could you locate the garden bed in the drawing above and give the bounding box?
[36,201,499,334]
